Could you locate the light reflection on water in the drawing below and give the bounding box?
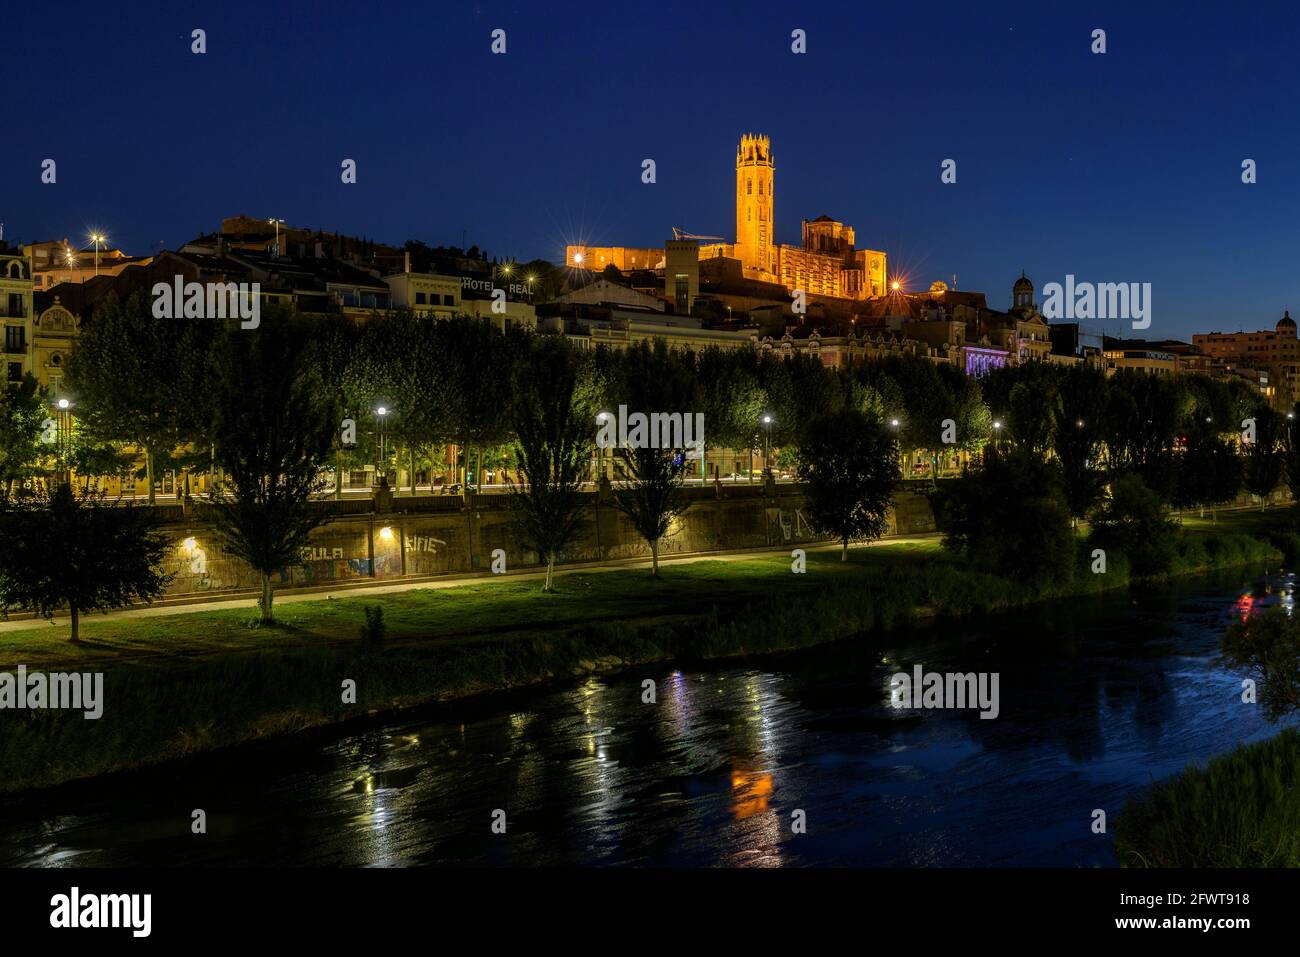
[0,569,1293,868]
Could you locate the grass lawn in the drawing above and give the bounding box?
[0,539,944,670]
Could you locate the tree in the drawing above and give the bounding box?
[1101,371,1187,499]
[65,291,212,504]
[1090,474,1179,577]
[1281,403,1300,510]
[1243,405,1284,510]
[507,338,592,591]
[797,409,900,560]
[204,311,337,623]
[1052,364,1108,525]
[0,374,46,494]
[1220,606,1300,721]
[608,342,695,576]
[939,448,1075,590]
[0,484,171,642]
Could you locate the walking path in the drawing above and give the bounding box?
[0,535,942,635]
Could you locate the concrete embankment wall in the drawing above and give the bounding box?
[152,485,939,598]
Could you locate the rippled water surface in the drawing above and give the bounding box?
[0,568,1290,867]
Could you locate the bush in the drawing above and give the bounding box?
[359,605,386,645]
[938,449,1075,591]
[1114,729,1300,867]
[1089,474,1179,577]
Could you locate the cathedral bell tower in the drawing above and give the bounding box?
[735,133,775,277]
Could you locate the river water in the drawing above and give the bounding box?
[0,568,1290,867]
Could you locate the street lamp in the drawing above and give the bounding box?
[376,407,389,487]
[762,414,774,478]
[88,233,107,276]
[53,398,74,485]
[268,218,285,257]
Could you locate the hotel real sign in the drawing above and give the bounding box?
[459,275,533,301]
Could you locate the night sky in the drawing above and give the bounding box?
[9,1,1300,337]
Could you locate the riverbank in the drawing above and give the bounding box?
[0,522,1282,794]
[1114,728,1300,867]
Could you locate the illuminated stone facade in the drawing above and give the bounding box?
[564,135,887,306]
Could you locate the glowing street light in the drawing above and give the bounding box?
[376,407,390,485]
[268,218,285,257]
[761,413,774,478]
[88,232,107,276]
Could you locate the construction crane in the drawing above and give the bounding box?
[672,226,726,242]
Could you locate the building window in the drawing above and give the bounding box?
[415,292,426,304]
[7,293,22,317]
[747,179,752,195]
[6,362,20,382]
[443,295,455,306]
[4,326,23,353]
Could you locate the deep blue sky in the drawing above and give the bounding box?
[8,1,1300,338]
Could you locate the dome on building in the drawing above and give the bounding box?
[1013,271,1033,292]
[1279,310,1296,334]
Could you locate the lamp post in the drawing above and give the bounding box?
[596,411,610,483]
[268,218,285,258]
[55,397,74,486]
[762,414,774,478]
[376,407,389,487]
[89,233,106,276]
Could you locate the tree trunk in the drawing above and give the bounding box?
[841,538,848,562]
[410,447,417,495]
[259,573,274,623]
[69,602,80,643]
[651,539,660,576]
[544,554,555,592]
[335,451,343,500]
[145,448,155,505]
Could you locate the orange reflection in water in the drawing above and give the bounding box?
[730,768,774,820]
[1236,593,1255,622]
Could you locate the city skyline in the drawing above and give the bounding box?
[8,1,1300,336]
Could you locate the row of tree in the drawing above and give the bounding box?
[4,297,1300,634]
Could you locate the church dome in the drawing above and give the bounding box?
[1013,272,1033,292]
[1279,310,1297,334]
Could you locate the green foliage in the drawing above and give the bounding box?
[1219,606,1300,721]
[1243,404,1284,504]
[0,374,46,492]
[797,408,900,558]
[359,605,386,645]
[1114,729,1300,867]
[938,449,1075,589]
[203,309,338,621]
[0,484,172,641]
[64,291,213,503]
[1089,474,1179,576]
[507,337,592,590]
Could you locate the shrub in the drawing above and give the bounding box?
[1114,729,1300,867]
[359,605,387,645]
[1089,474,1179,577]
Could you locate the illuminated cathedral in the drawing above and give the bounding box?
[566,134,888,302]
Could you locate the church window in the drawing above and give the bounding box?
[747,179,752,195]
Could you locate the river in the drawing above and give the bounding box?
[0,567,1290,867]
